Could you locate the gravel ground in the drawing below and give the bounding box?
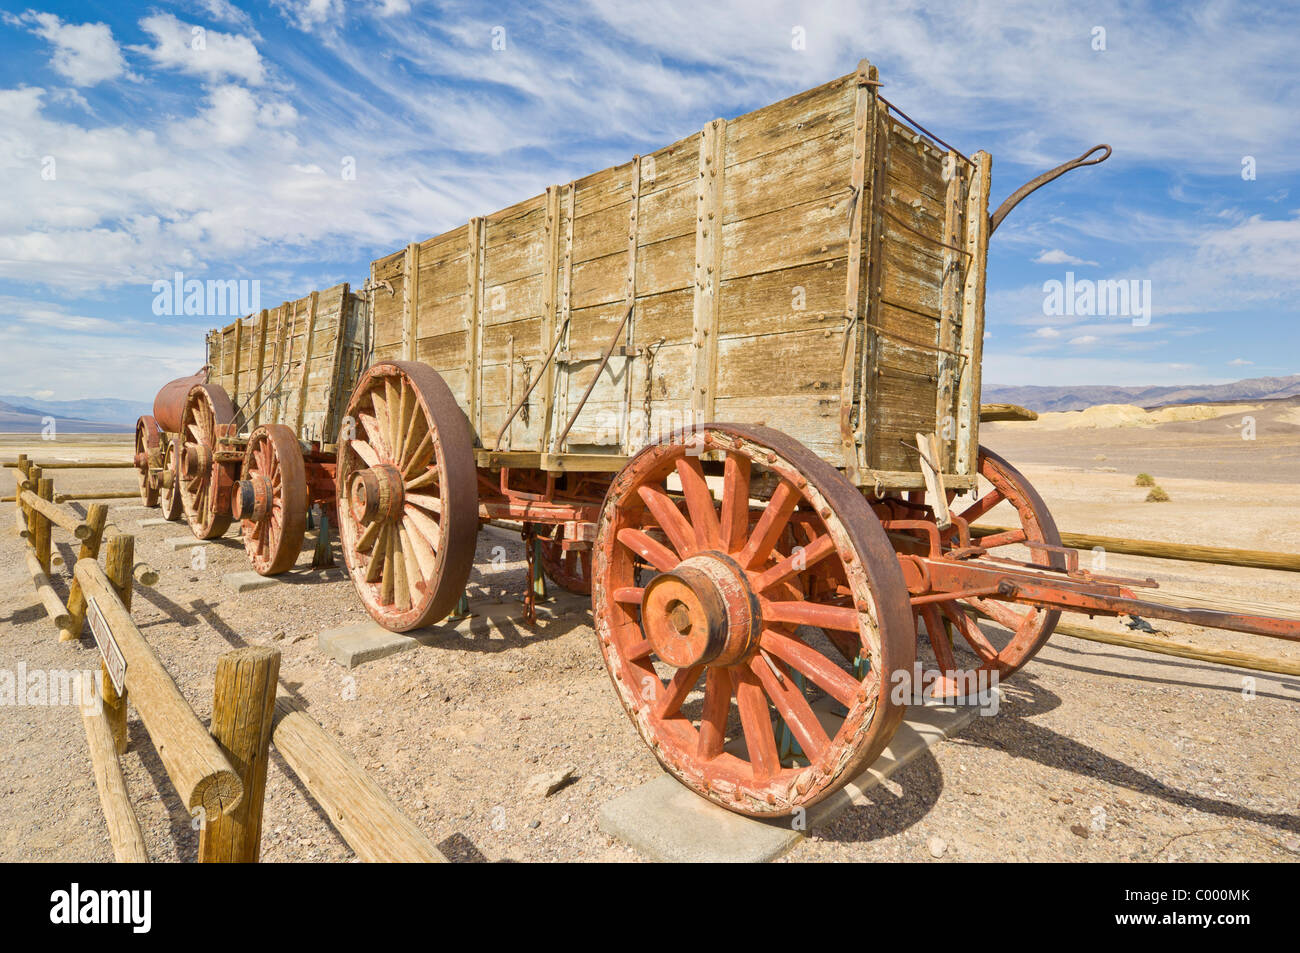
[1,424,1297,863]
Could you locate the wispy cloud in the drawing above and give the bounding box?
[8,10,131,86]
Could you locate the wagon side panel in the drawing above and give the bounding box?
[478,195,548,451]
[710,72,859,462]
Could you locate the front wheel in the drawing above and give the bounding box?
[592,424,915,818]
[336,361,479,632]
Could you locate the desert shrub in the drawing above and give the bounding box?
[1144,486,1170,502]
[1135,472,1155,487]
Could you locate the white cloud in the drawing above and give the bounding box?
[1033,327,1062,339]
[1069,335,1100,346]
[982,354,1222,388]
[173,84,299,147]
[135,13,266,85]
[15,12,129,87]
[374,0,411,16]
[1228,357,1253,366]
[274,0,344,31]
[1034,248,1099,266]
[192,0,258,33]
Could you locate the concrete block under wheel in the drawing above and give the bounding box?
[598,697,987,863]
[222,571,281,593]
[318,621,420,670]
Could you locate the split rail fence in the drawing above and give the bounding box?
[8,456,443,863]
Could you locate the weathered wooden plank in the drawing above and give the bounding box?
[403,243,420,361]
[717,260,847,339]
[250,306,270,428]
[935,150,966,470]
[859,98,891,472]
[294,290,320,437]
[724,74,854,169]
[467,218,488,434]
[691,118,726,423]
[956,151,992,474]
[548,186,576,451]
[622,154,642,452]
[840,59,876,479]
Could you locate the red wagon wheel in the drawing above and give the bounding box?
[179,383,236,540]
[234,424,307,576]
[592,424,915,817]
[539,524,592,595]
[336,361,479,632]
[930,446,1064,678]
[133,415,161,506]
[159,435,185,521]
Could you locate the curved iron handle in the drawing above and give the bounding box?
[989,143,1111,234]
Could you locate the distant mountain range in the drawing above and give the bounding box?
[983,374,1300,413]
[0,395,150,433]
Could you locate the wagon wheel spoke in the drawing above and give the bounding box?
[696,667,733,760]
[675,457,721,550]
[654,665,703,720]
[966,595,1038,633]
[734,668,780,780]
[750,654,831,766]
[956,485,1004,524]
[939,600,999,662]
[760,628,863,709]
[718,453,752,553]
[635,484,695,557]
[615,527,677,573]
[737,479,800,569]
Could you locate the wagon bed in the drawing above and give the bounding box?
[204,281,368,447]
[367,60,988,491]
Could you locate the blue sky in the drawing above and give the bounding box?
[1,0,1297,403]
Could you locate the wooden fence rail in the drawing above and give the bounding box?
[969,524,1300,573]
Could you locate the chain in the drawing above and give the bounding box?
[642,336,665,443]
[517,356,532,427]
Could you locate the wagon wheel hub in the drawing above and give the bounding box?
[349,464,404,525]
[641,553,759,669]
[182,442,211,480]
[231,474,273,522]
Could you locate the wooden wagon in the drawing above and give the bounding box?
[135,282,367,574]
[140,58,1299,820]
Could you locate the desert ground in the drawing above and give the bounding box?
[1,401,1297,863]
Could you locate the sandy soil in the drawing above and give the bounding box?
[1,420,1297,863]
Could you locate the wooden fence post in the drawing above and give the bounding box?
[61,502,108,642]
[101,535,133,754]
[199,647,280,863]
[29,468,48,570]
[12,457,28,536]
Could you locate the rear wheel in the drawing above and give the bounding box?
[336,361,479,631]
[236,424,307,576]
[133,415,161,506]
[592,424,915,817]
[159,435,184,521]
[539,524,592,595]
[931,446,1063,678]
[179,384,236,540]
